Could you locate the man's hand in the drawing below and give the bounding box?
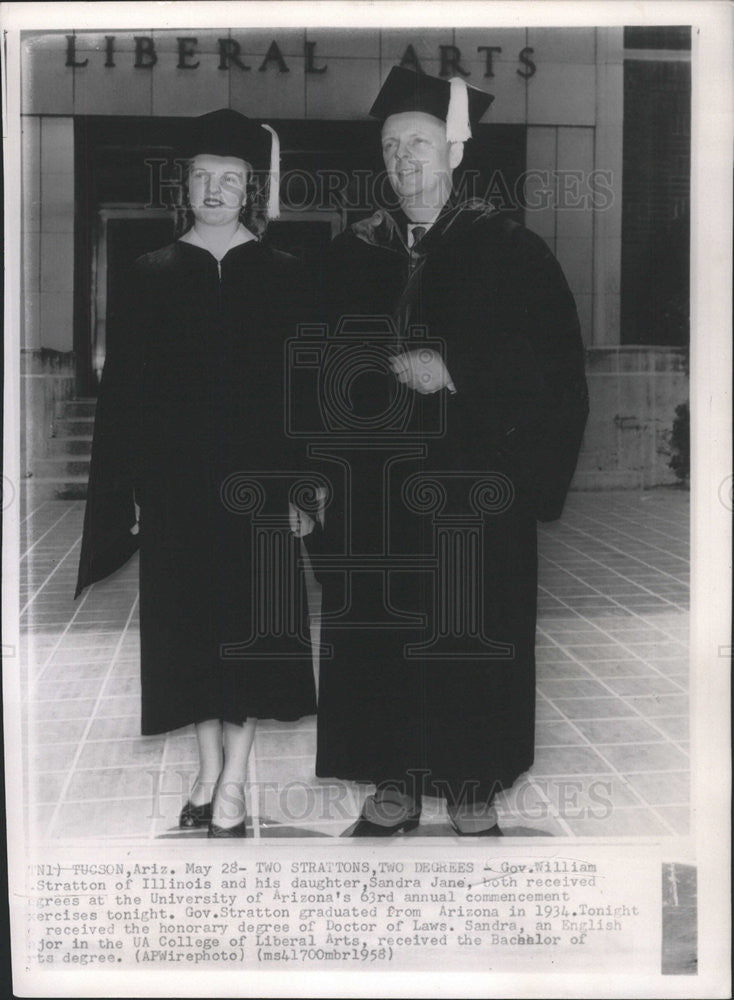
[289,504,315,537]
[390,349,456,395]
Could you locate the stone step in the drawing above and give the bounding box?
[48,436,93,456]
[28,396,98,501]
[22,476,89,501]
[53,416,96,437]
[35,458,91,479]
[56,398,97,418]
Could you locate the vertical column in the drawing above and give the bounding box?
[593,27,624,346]
[40,117,75,352]
[556,127,595,345]
[221,521,312,658]
[525,126,558,256]
[21,117,41,351]
[255,527,300,639]
[217,475,313,660]
[403,474,516,661]
[435,524,481,639]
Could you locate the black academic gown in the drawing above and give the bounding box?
[76,238,317,735]
[314,200,589,796]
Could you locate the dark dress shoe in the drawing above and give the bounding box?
[448,817,503,837]
[344,813,421,837]
[208,819,247,838]
[179,800,213,829]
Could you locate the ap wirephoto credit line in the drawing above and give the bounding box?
[1,2,731,997]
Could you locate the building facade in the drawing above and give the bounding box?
[20,26,690,494]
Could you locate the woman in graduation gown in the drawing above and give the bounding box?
[76,110,319,837]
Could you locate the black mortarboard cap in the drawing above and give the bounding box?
[185,108,269,168]
[184,108,280,217]
[370,66,494,141]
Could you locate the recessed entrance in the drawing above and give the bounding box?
[74,116,526,394]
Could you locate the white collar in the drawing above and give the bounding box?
[179,223,257,261]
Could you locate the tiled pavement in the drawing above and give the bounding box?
[18,489,690,840]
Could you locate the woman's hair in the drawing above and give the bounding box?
[174,158,270,239]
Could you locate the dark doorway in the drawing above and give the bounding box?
[621,59,691,346]
[74,116,526,393]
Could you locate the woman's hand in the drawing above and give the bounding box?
[390,349,456,395]
[289,487,327,537]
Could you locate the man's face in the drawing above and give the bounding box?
[381,112,455,209]
[188,154,248,226]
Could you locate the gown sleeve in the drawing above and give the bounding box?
[458,224,589,522]
[279,252,329,545]
[75,261,149,597]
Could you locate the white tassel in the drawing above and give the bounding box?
[261,124,280,219]
[446,77,471,143]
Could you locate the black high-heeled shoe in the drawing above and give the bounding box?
[208,818,247,838]
[179,800,213,829]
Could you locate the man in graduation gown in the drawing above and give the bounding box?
[314,68,589,835]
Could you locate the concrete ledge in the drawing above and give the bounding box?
[575,345,689,489]
[21,348,76,375]
[585,345,688,374]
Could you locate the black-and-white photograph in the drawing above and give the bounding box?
[17,19,694,839]
[2,2,730,996]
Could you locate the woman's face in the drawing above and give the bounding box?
[188,154,248,227]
